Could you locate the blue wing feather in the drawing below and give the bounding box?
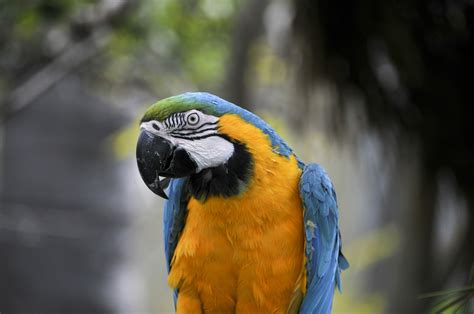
[163,177,189,306]
[299,164,348,314]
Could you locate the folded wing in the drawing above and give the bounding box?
[299,164,349,314]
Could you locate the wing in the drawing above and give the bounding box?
[299,164,349,314]
[163,177,190,305]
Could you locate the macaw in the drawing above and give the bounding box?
[136,92,348,314]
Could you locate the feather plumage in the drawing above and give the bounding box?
[299,164,349,313]
[148,93,348,313]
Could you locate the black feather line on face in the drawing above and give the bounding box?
[188,137,253,201]
[172,114,177,127]
[162,115,218,133]
[170,127,218,136]
[181,121,218,131]
[175,113,180,127]
[169,133,221,141]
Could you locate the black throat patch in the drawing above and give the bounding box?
[188,138,253,201]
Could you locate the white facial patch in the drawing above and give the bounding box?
[140,110,234,172]
[173,136,234,172]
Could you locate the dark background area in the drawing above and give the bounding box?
[1,0,473,313]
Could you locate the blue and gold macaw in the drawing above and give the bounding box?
[136,92,348,313]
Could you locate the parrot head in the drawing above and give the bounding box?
[136,92,261,200]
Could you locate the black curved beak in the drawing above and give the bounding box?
[136,130,197,199]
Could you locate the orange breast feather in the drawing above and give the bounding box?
[168,114,305,313]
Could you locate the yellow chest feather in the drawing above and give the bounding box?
[168,115,305,313]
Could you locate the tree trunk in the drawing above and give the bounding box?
[223,0,269,110]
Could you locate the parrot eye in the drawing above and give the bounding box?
[187,113,199,125]
[152,122,160,131]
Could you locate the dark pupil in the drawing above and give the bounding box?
[152,123,160,131]
[190,116,196,122]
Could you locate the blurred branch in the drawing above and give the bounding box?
[5,0,136,118]
[6,29,111,116]
[71,0,134,30]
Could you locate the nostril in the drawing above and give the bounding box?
[152,123,160,131]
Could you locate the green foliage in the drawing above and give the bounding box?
[0,0,94,84]
[102,0,239,92]
[0,0,240,95]
[15,9,39,39]
[422,286,474,313]
[421,266,474,313]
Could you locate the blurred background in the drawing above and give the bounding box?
[1,0,473,313]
